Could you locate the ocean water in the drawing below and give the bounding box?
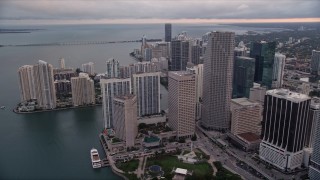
[0,23,285,180]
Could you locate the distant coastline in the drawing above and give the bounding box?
[13,103,102,114]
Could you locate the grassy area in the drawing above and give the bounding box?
[124,173,139,180]
[213,161,242,180]
[146,155,213,179]
[116,159,139,172]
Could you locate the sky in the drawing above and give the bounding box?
[0,0,319,24]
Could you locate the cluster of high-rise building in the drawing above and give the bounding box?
[18,59,96,110]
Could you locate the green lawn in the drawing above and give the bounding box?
[146,155,213,179]
[116,159,139,172]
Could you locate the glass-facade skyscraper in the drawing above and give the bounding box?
[250,41,276,89]
[165,23,172,42]
[233,56,255,98]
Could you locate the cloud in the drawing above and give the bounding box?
[0,0,319,22]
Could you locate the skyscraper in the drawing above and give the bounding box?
[82,62,95,76]
[132,72,161,117]
[201,31,235,130]
[272,53,286,88]
[101,78,131,129]
[165,23,172,42]
[309,98,320,179]
[259,89,312,171]
[232,56,255,98]
[18,65,36,102]
[33,60,56,109]
[168,71,196,138]
[71,73,95,106]
[171,40,189,71]
[250,41,276,89]
[311,50,320,76]
[59,58,65,69]
[113,95,138,147]
[105,58,120,78]
[249,83,267,106]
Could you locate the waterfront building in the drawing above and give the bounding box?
[165,23,172,42]
[259,89,312,171]
[82,62,95,76]
[113,95,138,147]
[186,64,203,120]
[232,56,255,98]
[53,68,74,75]
[272,53,286,88]
[54,80,71,97]
[18,65,36,102]
[309,98,320,179]
[144,48,152,61]
[105,58,120,78]
[171,39,190,71]
[311,50,320,76]
[168,71,196,138]
[250,41,276,89]
[71,73,95,106]
[33,60,56,109]
[132,72,161,117]
[101,78,131,129]
[231,98,262,135]
[249,83,266,106]
[201,31,235,130]
[53,70,76,81]
[59,58,65,69]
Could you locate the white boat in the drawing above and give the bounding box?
[90,148,101,168]
[0,106,5,110]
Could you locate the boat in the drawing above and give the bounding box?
[90,148,101,168]
[0,106,5,110]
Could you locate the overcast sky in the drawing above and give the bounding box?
[0,0,319,24]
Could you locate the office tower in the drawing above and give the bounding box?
[165,23,172,42]
[33,60,56,109]
[311,50,320,76]
[250,41,276,89]
[171,40,189,71]
[71,73,95,106]
[309,98,320,179]
[190,44,202,65]
[272,53,286,88]
[231,98,262,135]
[187,64,203,120]
[101,78,131,129]
[59,58,65,69]
[113,95,138,147]
[249,83,267,105]
[105,58,120,78]
[259,89,312,171]
[168,71,196,138]
[132,72,161,117]
[233,56,255,98]
[144,48,152,61]
[201,31,235,130]
[82,62,95,76]
[152,42,170,59]
[18,65,36,102]
[54,80,71,98]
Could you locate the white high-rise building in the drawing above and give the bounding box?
[113,95,138,147]
[309,98,320,179]
[132,72,161,117]
[18,65,36,102]
[101,78,131,129]
[311,50,320,76]
[105,58,120,78]
[59,58,65,69]
[168,71,196,138]
[71,73,95,106]
[201,31,235,130]
[272,53,286,88]
[82,62,95,76]
[33,60,56,109]
[259,89,312,171]
[187,64,203,120]
[249,83,267,106]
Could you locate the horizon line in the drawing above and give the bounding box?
[1,18,320,25]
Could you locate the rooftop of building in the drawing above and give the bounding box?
[237,132,261,143]
[175,168,188,175]
[169,71,194,77]
[311,97,320,110]
[231,98,260,106]
[266,89,310,102]
[235,56,255,61]
[144,136,160,143]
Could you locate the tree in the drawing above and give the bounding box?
[138,123,147,130]
[191,134,197,141]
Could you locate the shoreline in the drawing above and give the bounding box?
[13,103,102,114]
